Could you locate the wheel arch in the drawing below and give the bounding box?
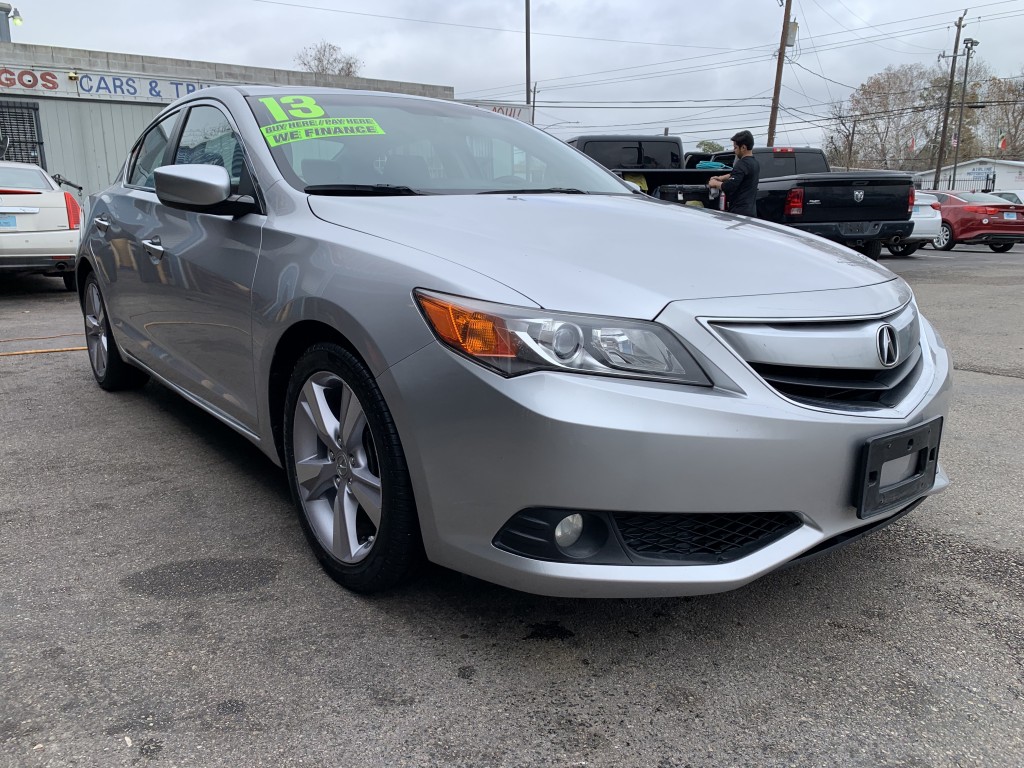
[74,256,95,307]
[266,320,370,465]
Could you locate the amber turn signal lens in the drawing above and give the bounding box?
[417,294,518,358]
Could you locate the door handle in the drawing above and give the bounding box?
[142,236,165,262]
[93,215,110,233]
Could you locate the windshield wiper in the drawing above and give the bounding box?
[477,187,588,195]
[304,184,422,196]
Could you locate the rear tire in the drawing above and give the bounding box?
[856,241,883,261]
[62,272,76,292]
[886,242,921,257]
[934,222,956,251]
[989,243,1014,253]
[81,273,149,391]
[283,342,423,594]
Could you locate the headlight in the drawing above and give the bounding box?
[414,289,711,386]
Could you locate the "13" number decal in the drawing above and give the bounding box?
[258,95,326,122]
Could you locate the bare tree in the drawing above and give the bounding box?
[823,101,858,169]
[848,65,936,170]
[821,61,997,172]
[979,72,1024,160]
[295,41,363,77]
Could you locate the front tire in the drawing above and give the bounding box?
[886,242,921,257]
[81,273,149,391]
[283,342,422,594]
[934,222,956,251]
[989,243,1014,253]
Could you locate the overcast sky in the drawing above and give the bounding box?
[17,0,1024,149]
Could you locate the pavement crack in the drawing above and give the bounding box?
[953,364,1024,380]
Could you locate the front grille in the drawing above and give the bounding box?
[613,511,801,564]
[750,346,922,409]
[711,303,925,411]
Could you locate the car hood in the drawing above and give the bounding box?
[308,193,900,319]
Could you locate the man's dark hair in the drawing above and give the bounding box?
[731,130,755,150]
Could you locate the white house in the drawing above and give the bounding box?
[912,158,1024,192]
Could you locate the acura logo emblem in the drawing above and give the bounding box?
[854,190,865,203]
[876,324,899,367]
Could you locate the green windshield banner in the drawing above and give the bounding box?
[261,118,386,147]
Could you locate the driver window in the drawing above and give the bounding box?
[174,106,254,196]
[127,114,179,189]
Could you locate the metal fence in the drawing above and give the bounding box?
[915,174,997,192]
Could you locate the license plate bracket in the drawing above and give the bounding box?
[856,417,943,519]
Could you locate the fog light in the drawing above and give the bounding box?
[554,514,584,548]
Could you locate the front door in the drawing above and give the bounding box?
[142,104,266,431]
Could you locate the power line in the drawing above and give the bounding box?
[467,15,998,100]
[462,2,1024,99]
[786,58,855,89]
[250,0,742,50]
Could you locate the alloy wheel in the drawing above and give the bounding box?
[292,371,382,564]
[84,282,109,379]
[933,223,955,251]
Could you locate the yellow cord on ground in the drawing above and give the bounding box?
[0,333,83,343]
[0,347,87,357]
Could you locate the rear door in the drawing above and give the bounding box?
[94,110,183,362]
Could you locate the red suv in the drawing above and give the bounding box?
[923,190,1023,252]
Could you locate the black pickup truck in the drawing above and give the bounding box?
[567,135,915,259]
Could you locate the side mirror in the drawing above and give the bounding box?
[154,164,256,216]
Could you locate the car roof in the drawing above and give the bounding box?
[0,160,46,170]
[172,84,449,105]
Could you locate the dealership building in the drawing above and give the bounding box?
[912,157,1024,192]
[0,42,454,200]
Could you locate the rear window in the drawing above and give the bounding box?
[0,167,52,190]
[581,140,680,169]
[754,151,829,179]
[993,192,1022,203]
[956,192,1013,204]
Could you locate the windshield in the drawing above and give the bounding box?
[246,93,631,195]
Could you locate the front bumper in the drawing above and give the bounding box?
[378,315,951,598]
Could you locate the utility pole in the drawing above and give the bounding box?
[932,10,968,189]
[767,0,794,147]
[950,37,980,190]
[846,121,857,170]
[524,0,532,107]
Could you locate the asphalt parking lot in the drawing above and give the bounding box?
[2,245,1023,768]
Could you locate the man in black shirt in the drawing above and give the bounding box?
[708,130,760,217]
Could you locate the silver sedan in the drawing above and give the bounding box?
[76,87,951,597]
